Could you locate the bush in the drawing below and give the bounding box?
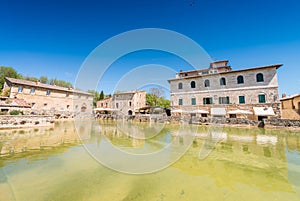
[9,110,23,115]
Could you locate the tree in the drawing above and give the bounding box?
[0,66,19,93]
[99,90,104,100]
[40,76,48,84]
[146,87,170,108]
[87,90,101,107]
[149,87,164,106]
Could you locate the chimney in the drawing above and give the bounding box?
[36,80,40,85]
[282,93,287,98]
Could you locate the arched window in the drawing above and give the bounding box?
[204,79,210,87]
[256,73,264,82]
[191,81,196,88]
[237,75,244,84]
[178,82,183,89]
[220,77,226,86]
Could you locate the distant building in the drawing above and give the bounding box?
[96,90,146,115]
[3,77,93,116]
[96,96,112,109]
[168,60,282,120]
[280,94,300,119]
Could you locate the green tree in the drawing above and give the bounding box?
[87,90,101,107]
[40,76,48,84]
[146,88,170,108]
[99,90,104,100]
[0,66,19,93]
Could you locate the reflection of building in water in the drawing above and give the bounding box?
[0,121,94,156]
[99,122,146,148]
[172,130,299,193]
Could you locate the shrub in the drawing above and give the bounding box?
[9,110,23,115]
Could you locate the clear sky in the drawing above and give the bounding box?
[0,0,300,96]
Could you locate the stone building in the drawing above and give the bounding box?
[168,60,282,120]
[96,96,112,109]
[96,90,146,115]
[280,94,300,119]
[112,91,146,115]
[3,77,94,117]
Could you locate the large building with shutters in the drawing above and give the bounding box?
[168,60,282,120]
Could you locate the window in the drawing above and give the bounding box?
[219,97,230,104]
[178,99,183,105]
[18,86,23,93]
[78,95,81,99]
[220,77,226,86]
[239,96,245,104]
[258,94,266,103]
[204,79,210,87]
[191,81,196,88]
[256,73,264,82]
[203,97,213,105]
[30,88,35,94]
[46,90,51,96]
[101,103,103,107]
[191,98,196,105]
[178,83,183,89]
[237,75,244,84]
[129,101,132,107]
[116,103,119,108]
[66,93,69,97]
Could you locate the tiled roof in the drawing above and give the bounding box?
[280,94,300,101]
[5,77,93,96]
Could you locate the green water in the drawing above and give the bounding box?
[1,120,300,201]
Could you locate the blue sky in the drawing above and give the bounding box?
[0,0,300,96]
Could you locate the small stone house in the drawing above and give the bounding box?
[280,94,300,119]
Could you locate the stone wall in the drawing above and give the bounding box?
[0,115,54,129]
[264,118,300,128]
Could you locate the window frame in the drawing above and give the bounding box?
[237,75,244,84]
[220,77,226,86]
[256,73,264,82]
[203,97,213,105]
[18,86,23,93]
[178,82,183,89]
[191,81,196,88]
[219,96,230,104]
[191,98,196,105]
[178,98,183,106]
[239,96,245,104]
[204,79,210,87]
[258,94,266,103]
[30,87,35,94]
